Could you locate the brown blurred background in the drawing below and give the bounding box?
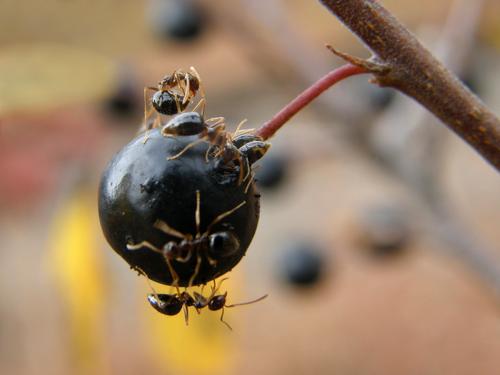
[0,0,499,374]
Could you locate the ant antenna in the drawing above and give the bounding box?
[226,294,269,308]
[210,277,229,297]
[203,201,246,236]
[192,98,206,116]
[233,119,248,136]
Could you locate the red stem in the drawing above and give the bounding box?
[255,63,367,140]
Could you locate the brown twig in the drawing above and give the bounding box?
[255,63,367,140]
[318,0,500,170]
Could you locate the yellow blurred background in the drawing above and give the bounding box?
[0,0,500,374]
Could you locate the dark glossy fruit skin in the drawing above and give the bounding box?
[98,128,260,286]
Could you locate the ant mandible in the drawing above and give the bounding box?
[146,277,268,330]
[127,190,245,288]
[142,67,206,131]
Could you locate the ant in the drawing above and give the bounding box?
[142,67,205,132]
[162,112,271,185]
[145,277,268,330]
[127,190,245,288]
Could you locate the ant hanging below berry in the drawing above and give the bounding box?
[144,275,267,330]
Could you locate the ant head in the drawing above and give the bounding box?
[232,134,263,149]
[147,293,183,315]
[208,231,240,258]
[208,293,227,311]
[239,140,271,165]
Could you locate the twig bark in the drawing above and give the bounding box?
[319,0,500,170]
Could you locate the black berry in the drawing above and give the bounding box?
[255,153,288,190]
[148,0,205,42]
[98,128,260,287]
[357,204,411,257]
[279,241,325,287]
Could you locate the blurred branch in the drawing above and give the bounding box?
[319,0,500,171]
[351,0,500,299]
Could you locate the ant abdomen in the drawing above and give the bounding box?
[208,294,226,311]
[161,111,205,136]
[148,294,184,315]
[152,90,187,115]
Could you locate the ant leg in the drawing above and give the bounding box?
[204,201,246,235]
[233,119,248,137]
[211,278,228,296]
[143,113,161,144]
[141,87,159,142]
[183,303,190,326]
[136,267,181,311]
[162,244,182,291]
[153,113,162,129]
[236,155,250,186]
[207,279,218,300]
[127,240,181,292]
[188,250,203,287]
[209,279,217,294]
[244,171,255,194]
[219,308,232,331]
[191,98,206,117]
[182,71,190,105]
[143,87,157,127]
[242,158,252,182]
[167,138,206,161]
[154,219,191,241]
[127,240,162,253]
[204,144,215,162]
[136,266,163,300]
[205,116,225,127]
[175,250,193,263]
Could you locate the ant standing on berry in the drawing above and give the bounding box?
[142,67,205,132]
[161,111,271,186]
[127,190,246,288]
